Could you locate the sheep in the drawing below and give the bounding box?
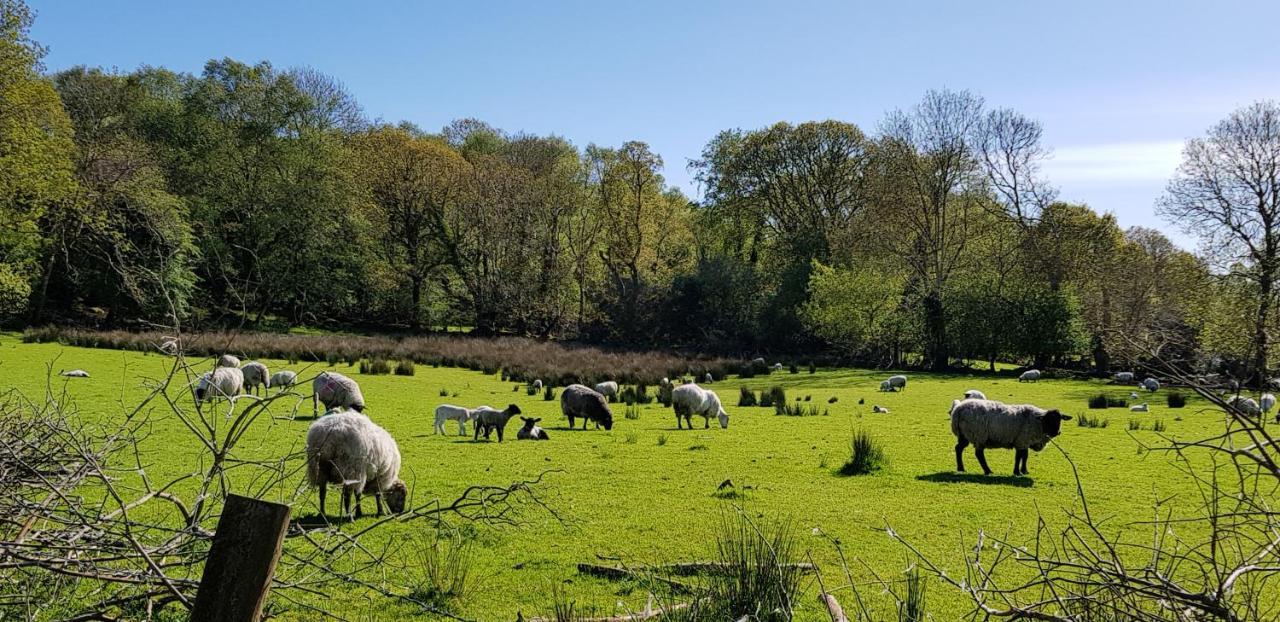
[194,366,244,408]
[1018,369,1041,383]
[270,370,297,391]
[661,377,671,388]
[950,398,1072,476]
[872,405,890,414]
[1130,392,1140,400]
[313,372,365,416]
[594,381,619,402]
[1226,396,1262,418]
[1262,393,1276,414]
[58,369,90,378]
[305,410,406,519]
[670,384,729,430]
[771,363,784,371]
[963,389,986,400]
[1141,378,1160,392]
[887,375,908,390]
[705,373,714,384]
[532,379,543,391]
[1130,403,1149,412]
[241,361,270,396]
[516,417,550,440]
[434,404,476,436]
[159,338,179,356]
[1112,371,1135,383]
[879,380,893,392]
[750,357,766,367]
[216,354,240,368]
[473,404,523,442]
[561,384,614,431]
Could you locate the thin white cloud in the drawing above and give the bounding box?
[1043,140,1185,184]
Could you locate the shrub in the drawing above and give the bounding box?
[808,362,816,374]
[828,396,838,404]
[394,360,415,376]
[635,383,652,405]
[525,384,539,396]
[439,388,449,397]
[1128,419,1141,431]
[776,403,826,417]
[1077,413,1109,428]
[625,403,640,420]
[1088,394,1109,409]
[1108,396,1129,408]
[360,358,391,375]
[759,386,786,408]
[738,387,758,407]
[804,395,811,402]
[789,363,798,374]
[621,386,637,405]
[658,383,673,407]
[837,429,886,476]
[1167,392,1187,408]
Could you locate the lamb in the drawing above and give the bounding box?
[1018,369,1041,383]
[434,404,476,436]
[1262,393,1276,414]
[270,370,298,391]
[216,354,240,368]
[305,410,407,519]
[963,389,986,400]
[872,405,890,414]
[594,381,619,402]
[1226,396,1261,417]
[241,361,270,396]
[887,375,907,390]
[473,404,523,442]
[1130,403,1149,412]
[561,384,614,431]
[1130,392,1140,400]
[670,384,730,429]
[1113,371,1134,383]
[1141,378,1160,392]
[313,372,365,416]
[58,369,90,378]
[950,398,1072,476]
[879,380,894,392]
[194,366,244,408]
[516,417,550,440]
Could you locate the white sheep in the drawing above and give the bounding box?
[305,410,406,519]
[313,372,365,416]
[771,363,784,371]
[670,384,729,429]
[241,361,270,396]
[872,405,890,414]
[1130,392,1140,400]
[216,354,240,368]
[963,389,986,400]
[516,416,550,440]
[950,398,1072,476]
[158,338,179,356]
[473,404,523,442]
[1262,393,1276,414]
[594,381,619,402]
[532,379,543,390]
[1227,395,1262,417]
[1141,378,1160,392]
[887,375,908,390]
[1112,371,1134,383]
[661,377,671,388]
[270,370,297,391]
[58,369,90,378]
[1018,369,1041,383]
[704,373,714,383]
[434,404,476,436]
[1129,403,1149,412]
[879,380,893,392]
[194,366,244,408]
[750,357,766,367]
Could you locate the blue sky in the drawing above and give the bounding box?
[29,1,1280,249]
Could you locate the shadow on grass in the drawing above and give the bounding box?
[290,513,353,532]
[916,471,1033,487]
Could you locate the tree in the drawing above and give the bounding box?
[1158,101,1280,385]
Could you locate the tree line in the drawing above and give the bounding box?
[3,0,1279,379]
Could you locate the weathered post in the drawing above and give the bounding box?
[190,494,291,622]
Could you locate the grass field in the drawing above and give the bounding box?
[0,333,1232,620]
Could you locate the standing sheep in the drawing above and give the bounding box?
[434,404,476,436]
[1226,396,1262,418]
[216,354,240,368]
[194,366,244,408]
[270,370,298,391]
[1141,378,1160,392]
[594,381,620,402]
[561,384,614,430]
[516,417,550,440]
[1112,371,1135,383]
[1018,369,1042,383]
[305,410,407,519]
[241,361,270,396]
[1261,393,1276,414]
[532,379,544,391]
[473,404,523,442]
[705,373,714,384]
[887,375,907,390]
[963,389,986,400]
[950,398,1072,476]
[313,372,366,416]
[670,384,730,430]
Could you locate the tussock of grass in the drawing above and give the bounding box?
[837,429,886,476]
[1077,413,1109,428]
[1167,392,1187,408]
[394,359,415,376]
[776,403,827,417]
[738,386,758,407]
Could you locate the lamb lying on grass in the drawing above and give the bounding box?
[58,369,90,378]
[516,417,550,440]
[950,398,1071,476]
[434,404,476,436]
[305,409,407,519]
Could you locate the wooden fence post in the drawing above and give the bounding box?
[190,494,291,622]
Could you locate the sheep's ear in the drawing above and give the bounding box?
[534,418,541,423]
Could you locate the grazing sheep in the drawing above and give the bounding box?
[532,379,543,390]
[670,384,730,429]
[705,373,714,384]
[434,404,476,436]
[270,370,298,391]
[241,361,270,396]
[516,417,550,440]
[771,363,784,371]
[1262,393,1276,414]
[661,377,671,387]
[879,380,893,392]
[963,389,986,400]
[1141,378,1160,392]
[1226,396,1262,417]
[194,366,244,408]
[950,398,1072,476]
[872,405,890,414]
[159,338,179,356]
[58,369,90,378]
[561,384,614,431]
[887,375,908,391]
[216,354,240,368]
[751,357,766,367]
[305,410,407,519]
[1130,403,1149,412]
[1018,369,1042,383]
[313,372,365,416]
[594,381,619,402]
[1112,371,1134,383]
[473,404,523,442]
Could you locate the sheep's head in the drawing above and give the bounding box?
[350,404,365,413]
[385,480,408,514]
[717,410,729,429]
[520,416,540,428]
[1039,409,1071,441]
[193,374,211,407]
[506,404,523,417]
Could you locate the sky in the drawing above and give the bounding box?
[28,1,1280,250]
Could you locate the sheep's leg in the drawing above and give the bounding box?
[374,493,384,517]
[341,488,351,519]
[954,438,968,472]
[974,447,992,476]
[704,416,710,429]
[318,485,327,518]
[567,416,575,429]
[675,413,683,429]
[497,425,504,442]
[458,419,467,436]
[1015,449,1028,476]
[474,421,481,441]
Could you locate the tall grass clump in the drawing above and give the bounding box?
[624,403,640,420]
[658,383,673,407]
[759,386,786,408]
[776,403,826,417]
[703,513,803,622]
[837,429,887,475]
[897,563,928,622]
[360,358,391,375]
[1077,413,1109,428]
[738,387,758,407]
[1087,394,1109,409]
[406,530,475,610]
[789,363,798,374]
[526,383,539,396]
[1128,419,1141,431]
[1167,392,1187,408]
[394,359,415,376]
[1152,419,1166,432]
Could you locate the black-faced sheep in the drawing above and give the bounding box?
[516,417,550,440]
[434,404,476,436]
[241,361,270,396]
[313,372,365,416]
[950,398,1072,476]
[561,384,614,430]
[1018,369,1041,383]
[194,366,244,408]
[670,384,729,429]
[305,410,406,519]
[473,404,523,442]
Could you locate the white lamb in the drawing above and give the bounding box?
[1018,369,1041,383]
[216,354,240,368]
[872,405,890,414]
[58,369,90,378]
[670,384,729,429]
[305,410,407,519]
[313,372,365,416]
[434,404,476,436]
[270,370,298,391]
[241,361,270,396]
[963,389,986,400]
[1262,393,1276,414]
[194,366,244,408]
[1130,403,1149,412]
[594,381,619,402]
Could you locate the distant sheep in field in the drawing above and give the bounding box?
[661,377,671,388]
[705,373,714,384]
[305,410,406,519]
[1130,392,1140,400]
[670,384,729,429]
[1262,393,1276,414]
[887,375,907,391]
[270,370,297,391]
[434,404,476,436]
[159,338,179,356]
[879,380,894,392]
[751,357,766,367]
[216,354,240,368]
[241,361,270,396]
[1129,403,1148,412]
[58,369,90,378]
[872,405,889,414]
[1141,378,1160,392]
[313,372,365,416]
[473,404,523,442]
[532,379,543,391]
[1018,369,1041,383]
[950,398,1071,476]
[1112,371,1134,383]
[194,366,244,408]
[516,417,550,440]
[561,384,614,431]
[963,389,986,400]
[594,381,619,402]
[771,363,784,371]
[1226,395,1262,418]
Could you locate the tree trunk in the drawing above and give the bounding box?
[1255,267,1273,388]
[410,275,423,331]
[923,291,947,370]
